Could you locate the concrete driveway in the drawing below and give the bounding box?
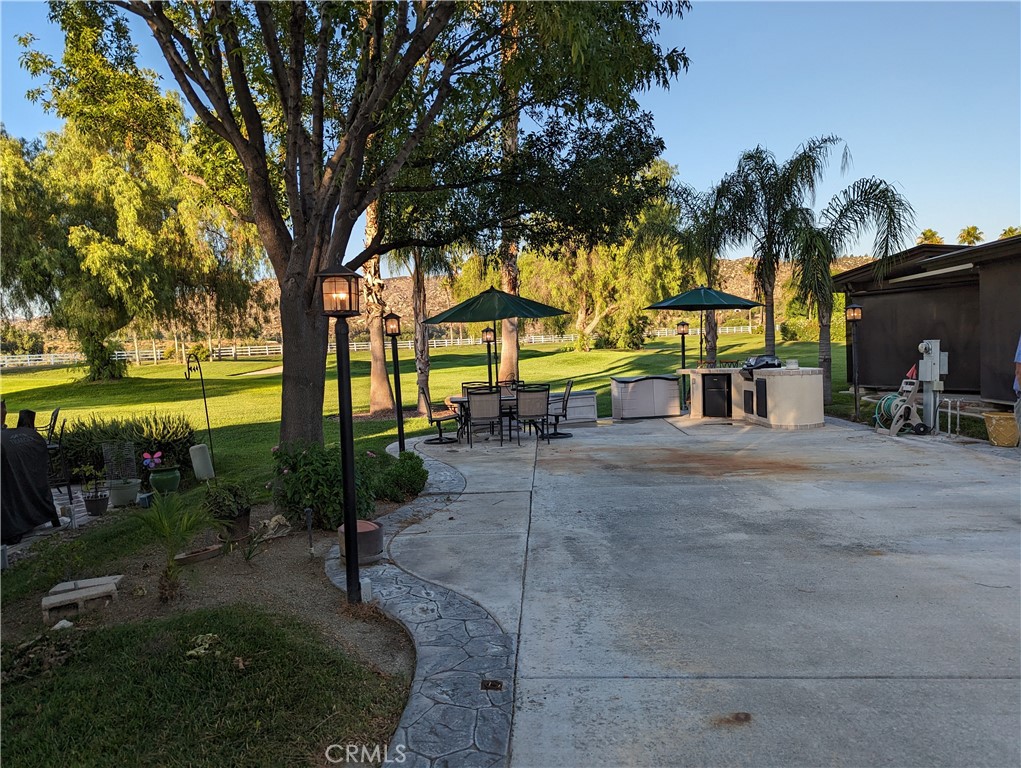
[400,418,1020,767]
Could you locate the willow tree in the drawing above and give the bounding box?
[30,1,689,444]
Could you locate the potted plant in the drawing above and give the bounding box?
[144,450,181,494]
[103,441,141,507]
[201,482,253,542]
[76,465,109,516]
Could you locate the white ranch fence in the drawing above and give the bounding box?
[0,326,754,368]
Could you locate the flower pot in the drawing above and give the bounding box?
[83,495,109,516]
[338,520,384,565]
[109,479,141,507]
[221,510,252,542]
[149,466,182,494]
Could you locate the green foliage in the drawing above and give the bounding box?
[63,412,195,480]
[187,344,210,362]
[601,311,651,350]
[271,442,375,529]
[779,318,819,342]
[80,337,128,381]
[361,451,429,503]
[0,325,44,355]
[201,482,253,521]
[132,492,221,601]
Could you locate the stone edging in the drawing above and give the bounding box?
[325,439,514,768]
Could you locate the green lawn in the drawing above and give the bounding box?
[1,607,407,767]
[0,336,859,486]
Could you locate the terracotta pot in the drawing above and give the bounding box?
[338,520,384,565]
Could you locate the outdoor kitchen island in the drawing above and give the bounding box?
[680,363,825,429]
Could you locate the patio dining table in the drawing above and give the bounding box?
[447,393,518,440]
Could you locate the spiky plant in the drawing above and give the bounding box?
[133,493,221,602]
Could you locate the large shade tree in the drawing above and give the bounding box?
[791,177,915,403]
[30,1,688,445]
[1,122,260,379]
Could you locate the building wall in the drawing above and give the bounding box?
[980,260,1021,402]
[852,283,980,391]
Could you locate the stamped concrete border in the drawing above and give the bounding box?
[325,439,514,768]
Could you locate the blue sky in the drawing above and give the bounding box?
[2,1,1019,263]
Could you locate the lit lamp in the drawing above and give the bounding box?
[845,303,863,422]
[481,326,496,387]
[383,311,406,453]
[677,321,690,410]
[319,264,362,603]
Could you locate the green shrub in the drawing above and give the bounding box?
[360,451,428,502]
[63,412,196,481]
[202,482,253,521]
[271,442,375,529]
[779,318,819,342]
[187,344,210,361]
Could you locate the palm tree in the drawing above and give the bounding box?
[999,226,1021,239]
[671,173,749,363]
[957,225,984,245]
[734,135,850,355]
[791,178,915,405]
[386,245,454,414]
[916,228,943,244]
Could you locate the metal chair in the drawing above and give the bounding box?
[515,384,550,445]
[46,418,71,499]
[466,386,503,447]
[547,379,574,439]
[39,407,60,443]
[421,387,459,444]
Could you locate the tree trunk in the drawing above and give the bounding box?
[818,304,833,405]
[497,4,520,383]
[705,311,719,365]
[412,248,432,415]
[499,256,519,382]
[363,255,394,415]
[278,278,328,446]
[762,281,776,355]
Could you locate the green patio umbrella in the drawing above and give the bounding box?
[646,285,761,311]
[646,286,762,365]
[425,287,567,385]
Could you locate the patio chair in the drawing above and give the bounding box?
[498,378,522,397]
[46,418,71,499]
[39,407,60,443]
[515,383,550,445]
[421,387,459,444]
[547,379,574,439]
[466,386,503,447]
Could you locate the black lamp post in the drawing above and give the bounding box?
[319,264,362,603]
[383,311,406,453]
[846,303,863,422]
[482,326,496,387]
[184,352,215,470]
[677,320,689,409]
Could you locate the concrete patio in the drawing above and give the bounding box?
[355,416,1020,767]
